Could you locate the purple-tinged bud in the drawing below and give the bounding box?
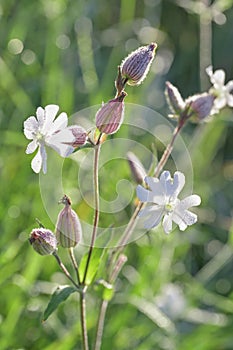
[95,92,126,135]
[186,93,215,122]
[126,152,146,184]
[55,195,82,248]
[69,126,87,147]
[29,228,57,256]
[165,81,185,116]
[120,43,157,86]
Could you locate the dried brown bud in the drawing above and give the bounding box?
[29,228,58,256]
[120,43,157,86]
[126,152,146,184]
[95,92,126,135]
[55,195,82,248]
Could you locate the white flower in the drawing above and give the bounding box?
[24,104,75,174]
[136,171,201,234]
[206,65,233,113]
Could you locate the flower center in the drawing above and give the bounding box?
[165,201,175,213]
[36,131,45,141]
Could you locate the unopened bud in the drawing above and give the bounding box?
[120,43,157,86]
[29,228,57,256]
[69,126,87,147]
[165,81,185,116]
[95,92,126,135]
[186,93,215,122]
[55,195,82,248]
[126,152,146,184]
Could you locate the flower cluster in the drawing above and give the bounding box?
[137,171,201,234]
[166,66,233,124]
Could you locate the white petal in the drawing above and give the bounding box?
[138,204,163,217]
[159,171,171,188]
[45,104,59,122]
[206,65,213,77]
[144,176,165,197]
[178,195,201,211]
[214,96,227,109]
[41,144,47,174]
[227,94,233,107]
[226,80,233,92]
[136,185,165,204]
[36,107,45,127]
[140,207,164,229]
[31,147,42,173]
[49,112,68,134]
[42,105,59,132]
[167,171,185,200]
[47,129,75,157]
[50,142,74,157]
[212,69,225,87]
[26,140,38,154]
[162,214,173,234]
[172,209,198,231]
[24,116,38,139]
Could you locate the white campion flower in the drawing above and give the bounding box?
[24,104,75,174]
[136,171,201,234]
[206,66,233,113]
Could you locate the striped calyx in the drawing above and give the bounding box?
[95,91,126,135]
[120,43,157,86]
[55,195,82,248]
[29,228,58,255]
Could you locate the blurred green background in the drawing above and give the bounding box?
[1,0,233,349]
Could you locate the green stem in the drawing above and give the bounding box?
[82,142,101,284]
[69,247,81,285]
[53,252,81,291]
[94,299,109,350]
[110,124,183,260]
[80,288,89,350]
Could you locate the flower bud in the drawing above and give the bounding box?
[29,228,58,256]
[165,81,185,116]
[95,92,126,135]
[68,126,87,147]
[126,152,146,184]
[120,43,157,86]
[55,195,82,248]
[186,93,215,122]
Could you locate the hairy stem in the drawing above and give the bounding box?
[111,124,183,259]
[94,299,109,350]
[69,247,81,285]
[80,289,89,350]
[82,142,101,284]
[53,252,81,291]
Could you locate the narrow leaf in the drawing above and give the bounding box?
[42,285,77,322]
[79,248,105,285]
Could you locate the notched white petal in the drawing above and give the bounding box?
[31,147,43,173]
[45,104,59,122]
[49,112,68,134]
[162,214,173,234]
[179,195,201,210]
[143,208,164,229]
[26,140,38,154]
[212,69,225,87]
[36,107,45,126]
[144,176,164,196]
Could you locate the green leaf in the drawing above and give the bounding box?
[79,248,105,285]
[42,285,77,322]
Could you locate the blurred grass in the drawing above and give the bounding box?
[0,0,233,349]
